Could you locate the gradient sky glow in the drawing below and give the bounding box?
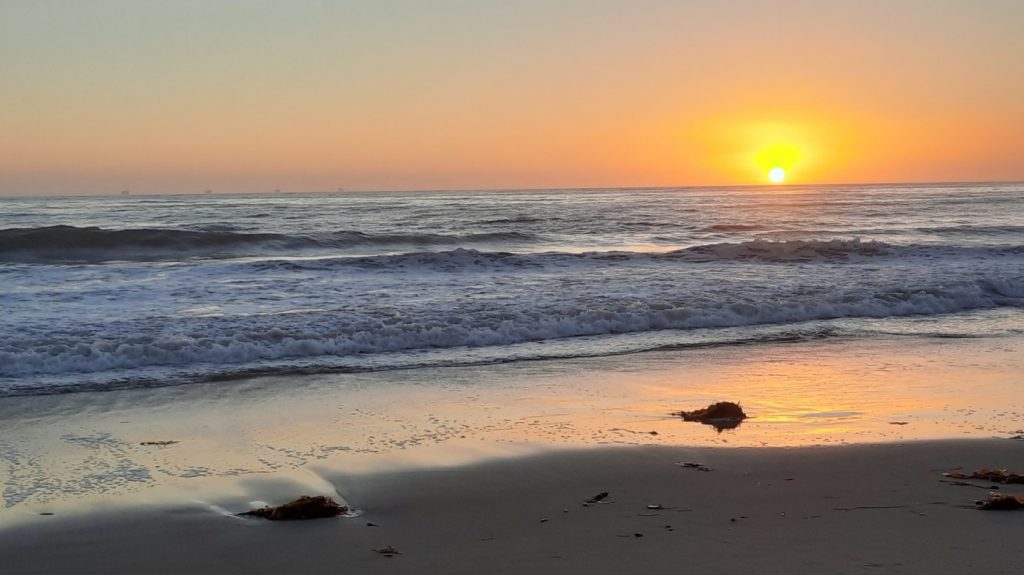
[2,0,1022,195]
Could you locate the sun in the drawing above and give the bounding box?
[753,140,799,184]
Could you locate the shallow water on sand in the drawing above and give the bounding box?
[1,332,1021,514]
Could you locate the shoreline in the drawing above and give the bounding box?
[3,439,1023,574]
[2,334,1022,513]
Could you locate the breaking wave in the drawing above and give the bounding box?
[1,275,1020,383]
[3,227,1020,267]
[242,239,1024,273]
[0,225,540,262]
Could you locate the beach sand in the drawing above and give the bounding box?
[3,440,1024,574]
[2,335,1023,573]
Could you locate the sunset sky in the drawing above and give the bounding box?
[2,0,1022,195]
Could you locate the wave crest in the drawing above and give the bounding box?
[246,239,1024,273]
[675,238,893,261]
[0,226,539,262]
[1,276,1020,382]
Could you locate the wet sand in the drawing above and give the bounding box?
[3,336,1023,512]
[3,440,1024,574]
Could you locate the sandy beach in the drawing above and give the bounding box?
[3,440,1023,574]
[2,335,1023,574]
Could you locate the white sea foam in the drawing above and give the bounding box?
[1,274,1020,381]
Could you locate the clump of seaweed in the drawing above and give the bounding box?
[238,495,347,521]
[977,494,1024,511]
[945,468,1024,484]
[677,462,712,472]
[673,401,747,432]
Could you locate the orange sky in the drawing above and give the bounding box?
[1,1,1022,194]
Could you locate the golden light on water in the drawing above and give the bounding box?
[768,167,786,183]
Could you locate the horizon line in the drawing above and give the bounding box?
[0,178,1021,199]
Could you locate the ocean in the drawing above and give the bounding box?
[1,183,1022,397]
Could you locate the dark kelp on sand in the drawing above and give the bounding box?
[945,468,1024,484]
[239,495,347,521]
[977,494,1024,510]
[673,401,747,432]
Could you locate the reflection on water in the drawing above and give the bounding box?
[703,418,744,433]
